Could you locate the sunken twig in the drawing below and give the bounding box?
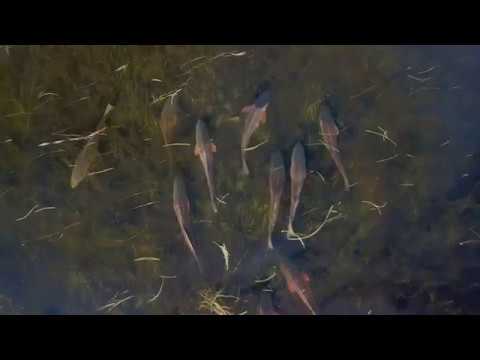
[361,201,388,215]
[365,126,397,147]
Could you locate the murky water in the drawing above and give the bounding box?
[1,45,480,314]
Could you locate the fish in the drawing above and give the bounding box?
[173,175,203,273]
[278,259,316,315]
[267,150,286,249]
[70,141,99,188]
[240,88,271,176]
[194,120,218,213]
[159,95,179,168]
[318,102,350,191]
[288,142,307,236]
[70,104,113,188]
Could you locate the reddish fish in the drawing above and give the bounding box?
[194,119,218,213]
[267,150,285,249]
[318,102,350,191]
[240,89,271,176]
[287,142,307,236]
[173,175,203,273]
[278,260,316,315]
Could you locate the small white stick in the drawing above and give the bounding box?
[16,204,40,222]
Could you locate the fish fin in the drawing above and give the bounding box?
[241,104,255,114]
[210,143,217,153]
[194,144,200,156]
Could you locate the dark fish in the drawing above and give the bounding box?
[240,89,271,176]
[257,292,280,315]
[278,259,316,315]
[267,151,285,249]
[194,120,218,213]
[318,102,350,191]
[173,175,203,272]
[159,96,179,145]
[288,142,306,236]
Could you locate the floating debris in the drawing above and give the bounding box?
[243,138,269,152]
[440,139,451,147]
[376,154,399,163]
[162,143,191,148]
[216,193,230,205]
[285,204,343,242]
[310,170,326,183]
[146,277,177,304]
[34,206,56,213]
[134,257,161,262]
[365,126,397,147]
[255,271,277,284]
[15,204,40,222]
[459,240,480,246]
[361,201,388,215]
[417,66,437,75]
[88,167,114,177]
[37,91,60,99]
[36,221,81,242]
[407,74,432,83]
[114,64,128,72]
[97,295,135,313]
[131,201,160,210]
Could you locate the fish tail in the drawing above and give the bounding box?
[299,292,316,315]
[192,251,204,274]
[287,221,295,237]
[211,198,218,213]
[343,174,351,191]
[241,151,250,176]
[288,198,298,236]
[206,176,218,213]
[267,233,273,250]
[182,227,204,274]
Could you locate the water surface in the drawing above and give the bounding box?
[1,45,480,314]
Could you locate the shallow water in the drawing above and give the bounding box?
[1,45,480,314]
